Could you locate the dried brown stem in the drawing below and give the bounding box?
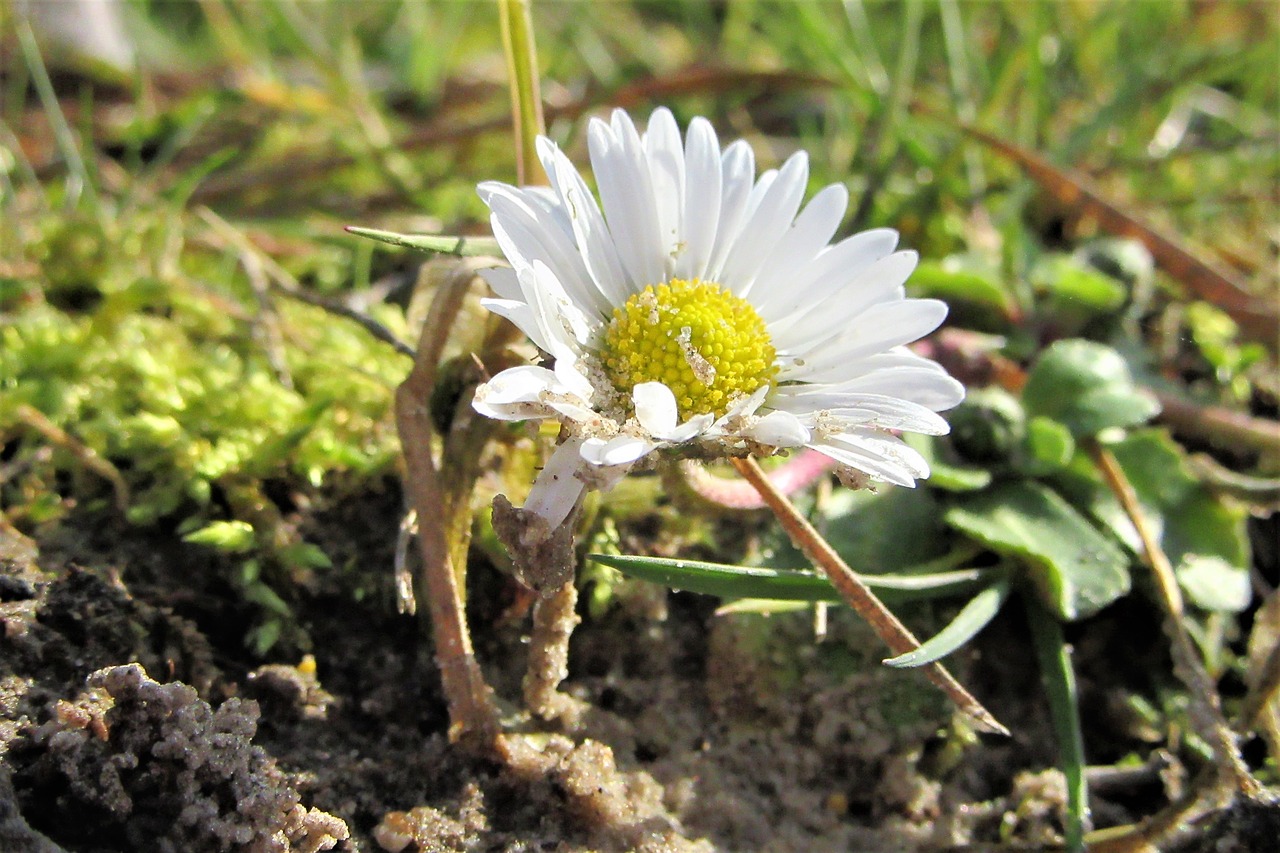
[395,261,500,745]
[1087,442,1259,796]
[1154,392,1280,456]
[14,404,131,514]
[729,456,1008,736]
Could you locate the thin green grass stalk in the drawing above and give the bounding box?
[498,0,546,186]
[850,0,924,230]
[938,0,986,203]
[16,20,103,220]
[841,0,888,95]
[1024,595,1088,853]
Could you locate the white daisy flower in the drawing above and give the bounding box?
[473,107,964,535]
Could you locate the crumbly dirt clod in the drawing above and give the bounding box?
[14,663,349,852]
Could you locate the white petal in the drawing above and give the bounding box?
[665,413,715,443]
[776,251,919,349]
[775,391,954,435]
[479,266,522,300]
[525,438,589,528]
[750,183,849,318]
[632,381,678,436]
[674,117,722,281]
[472,366,559,421]
[590,113,664,289]
[580,435,658,467]
[479,297,554,353]
[723,152,810,297]
[808,432,930,487]
[704,140,756,281]
[537,136,630,309]
[743,410,811,446]
[526,260,595,348]
[767,228,900,331]
[643,107,685,275]
[787,299,950,383]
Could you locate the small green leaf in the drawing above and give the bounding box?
[1018,416,1075,475]
[1178,556,1250,613]
[1032,253,1127,331]
[909,257,1016,332]
[945,481,1131,620]
[587,554,993,605]
[183,520,256,553]
[345,226,501,257]
[244,582,292,617]
[278,542,333,571]
[884,576,1012,668]
[1022,339,1159,438]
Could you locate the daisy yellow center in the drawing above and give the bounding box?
[600,278,777,419]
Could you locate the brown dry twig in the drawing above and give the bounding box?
[12,404,131,515]
[1087,442,1259,797]
[730,455,1009,736]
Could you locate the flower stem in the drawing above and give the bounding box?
[523,580,585,724]
[1087,441,1258,796]
[730,456,1008,736]
[396,261,501,746]
[498,0,546,186]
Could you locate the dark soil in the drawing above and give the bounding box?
[0,488,1272,852]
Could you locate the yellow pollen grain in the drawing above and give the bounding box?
[600,278,777,419]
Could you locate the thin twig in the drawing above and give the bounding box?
[1087,442,1259,796]
[730,456,1008,736]
[1154,392,1280,456]
[197,207,419,358]
[14,404,131,514]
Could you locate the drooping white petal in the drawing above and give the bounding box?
[808,430,931,487]
[525,438,589,528]
[472,365,560,421]
[775,251,920,349]
[743,410,811,446]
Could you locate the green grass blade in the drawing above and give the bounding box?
[344,226,501,257]
[1024,595,1089,852]
[16,20,102,220]
[498,0,545,184]
[588,554,992,605]
[884,575,1012,668]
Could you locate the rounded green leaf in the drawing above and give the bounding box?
[945,481,1131,620]
[1022,339,1159,438]
[1018,416,1076,475]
